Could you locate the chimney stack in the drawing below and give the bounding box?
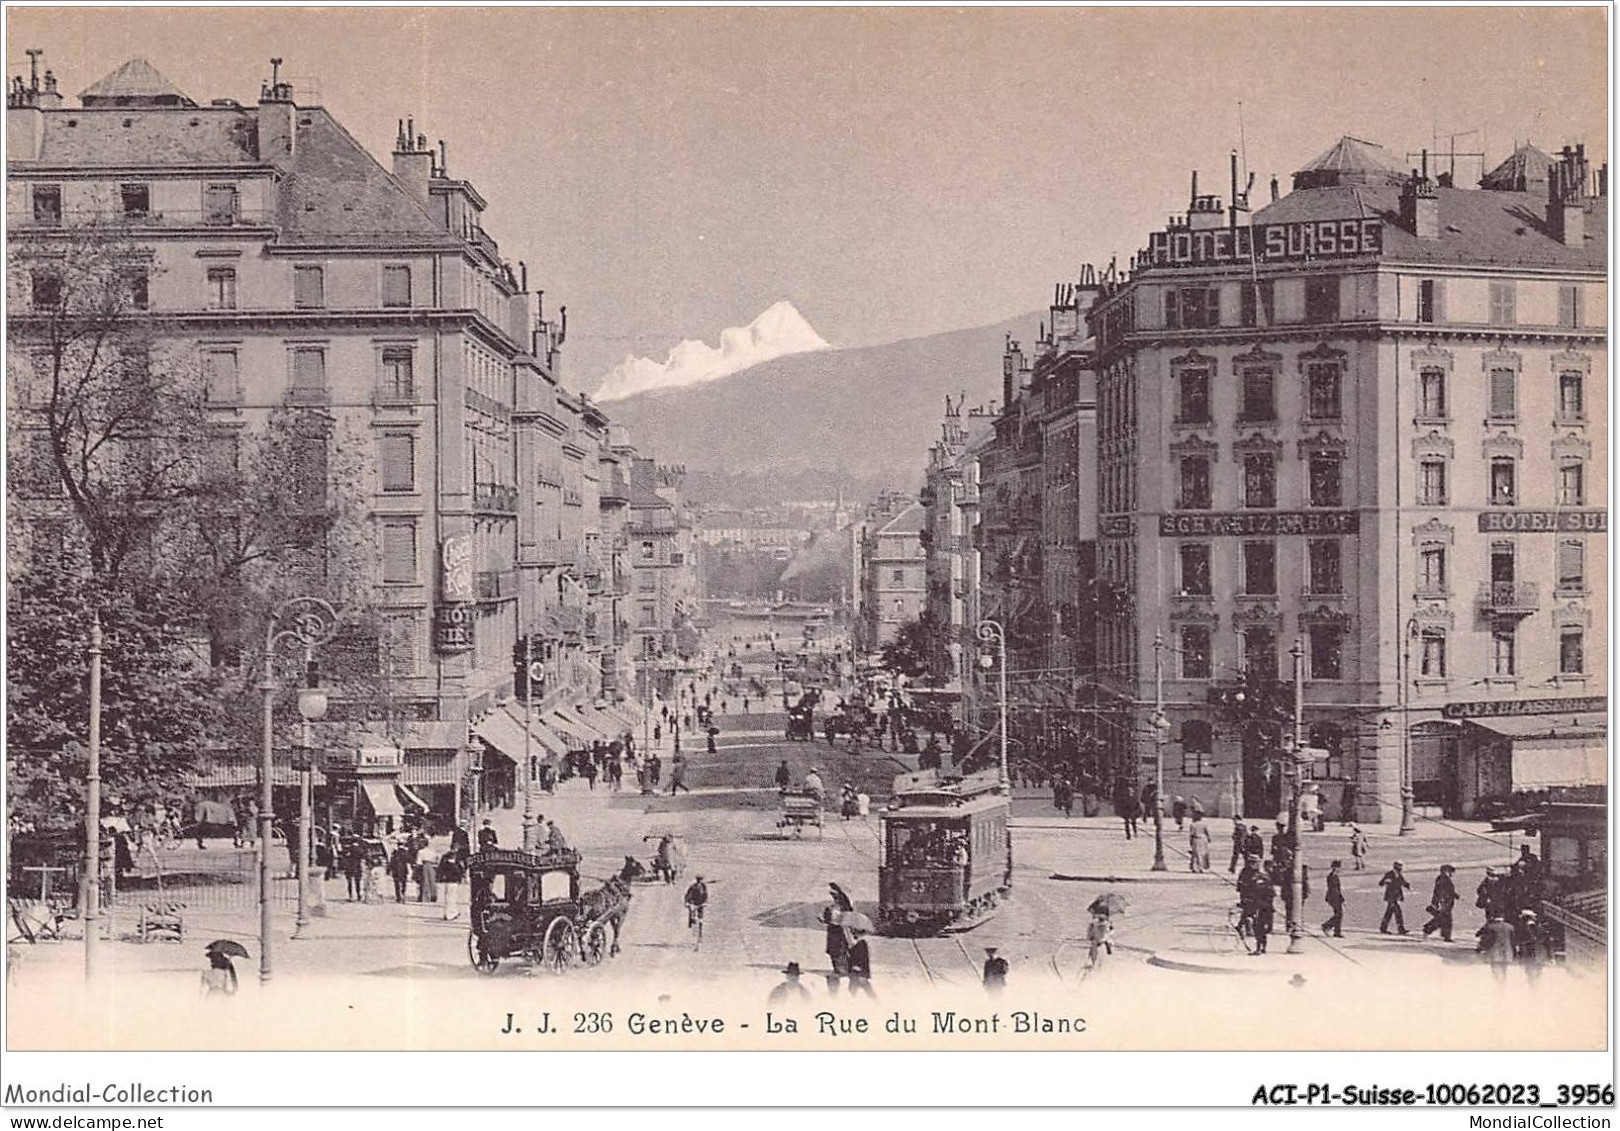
[1400,169,1440,239]
[1269,175,1279,203]
[392,119,433,208]
[1547,144,1588,247]
[257,57,296,166]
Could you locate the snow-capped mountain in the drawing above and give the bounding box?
[593,300,830,402]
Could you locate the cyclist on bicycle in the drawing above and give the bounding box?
[683,874,709,932]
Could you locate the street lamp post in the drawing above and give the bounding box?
[975,620,1009,791]
[521,634,540,853]
[84,612,103,981]
[1286,636,1307,953]
[292,647,328,940]
[259,596,338,986]
[1149,631,1169,872]
[1399,617,1417,835]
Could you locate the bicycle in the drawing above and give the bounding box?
[1224,902,1259,955]
[686,902,705,948]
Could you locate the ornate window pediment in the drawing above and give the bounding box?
[1411,603,1455,629]
[1411,430,1454,459]
[1233,344,1283,370]
[1551,434,1592,462]
[1233,432,1284,456]
[1298,429,1349,458]
[1411,519,1454,546]
[1298,342,1347,366]
[1481,348,1522,375]
[1232,601,1282,625]
[1169,433,1219,459]
[1299,605,1351,628]
[1553,603,1593,628]
[1170,349,1215,371]
[1481,431,1523,459]
[1410,345,1454,373]
[1169,604,1220,627]
[1550,348,1592,376]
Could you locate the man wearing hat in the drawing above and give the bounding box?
[1422,864,1459,942]
[769,961,812,1004]
[982,947,1009,993]
[1378,860,1411,934]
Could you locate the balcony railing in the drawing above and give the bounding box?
[477,568,517,601]
[12,207,275,230]
[473,482,519,514]
[1477,580,1539,617]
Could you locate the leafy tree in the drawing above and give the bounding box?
[880,613,949,685]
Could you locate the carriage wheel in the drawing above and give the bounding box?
[582,921,609,966]
[543,917,578,973]
[467,930,499,975]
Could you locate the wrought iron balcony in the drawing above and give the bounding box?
[1477,580,1539,617]
[473,482,519,514]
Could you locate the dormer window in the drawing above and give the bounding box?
[120,183,150,219]
[204,183,239,225]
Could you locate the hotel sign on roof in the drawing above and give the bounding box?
[1147,218,1384,267]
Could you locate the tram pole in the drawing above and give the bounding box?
[1150,631,1168,872]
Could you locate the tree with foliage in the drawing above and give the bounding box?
[880,613,950,686]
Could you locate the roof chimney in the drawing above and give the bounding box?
[257,57,295,166]
[392,118,432,208]
[7,50,51,159]
[1269,175,1279,203]
[1548,145,1588,246]
[1400,169,1440,239]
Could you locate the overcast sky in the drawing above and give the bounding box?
[8,6,1608,390]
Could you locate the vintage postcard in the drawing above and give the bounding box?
[2,3,1611,1108]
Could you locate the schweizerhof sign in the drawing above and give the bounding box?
[1147,218,1384,267]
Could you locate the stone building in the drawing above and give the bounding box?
[861,501,927,648]
[1087,136,1607,822]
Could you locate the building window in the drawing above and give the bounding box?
[1180,719,1214,777]
[1242,541,1276,595]
[1488,458,1516,506]
[381,348,415,400]
[1488,281,1517,327]
[1308,625,1344,680]
[1558,462,1585,506]
[382,265,412,308]
[891,568,905,583]
[1556,540,1585,591]
[206,266,237,310]
[204,183,239,225]
[32,184,62,225]
[1418,628,1447,678]
[1307,539,1342,594]
[1308,454,1343,507]
[291,347,326,395]
[1558,284,1582,329]
[1557,371,1585,420]
[1417,366,1447,419]
[1418,545,1447,593]
[1305,362,1342,419]
[640,540,655,561]
[30,270,62,308]
[22,433,63,496]
[1241,454,1276,509]
[1491,628,1516,678]
[202,348,239,403]
[381,521,417,583]
[1489,541,1515,585]
[379,433,416,492]
[1238,367,1276,422]
[1417,459,1447,506]
[1241,627,1277,680]
[638,601,657,627]
[1178,456,1211,509]
[120,183,150,218]
[1487,367,1516,419]
[293,265,325,309]
[1178,543,1211,596]
[1179,624,1212,679]
[1240,280,1274,328]
[204,433,240,481]
[1304,277,1340,324]
[291,434,328,510]
[1559,628,1585,675]
[127,271,149,310]
[1417,278,1443,323]
[1166,289,1219,329]
[1176,368,1211,424]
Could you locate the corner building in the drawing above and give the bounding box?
[1089,137,1607,822]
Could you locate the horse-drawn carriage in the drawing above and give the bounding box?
[777,790,825,838]
[784,689,820,742]
[466,848,631,974]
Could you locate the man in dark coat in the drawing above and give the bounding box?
[1422,864,1459,941]
[1053,776,1075,819]
[982,947,1009,993]
[1379,861,1411,934]
[1321,859,1345,937]
[1242,865,1275,954]
[1229,817,1247,873]
[476,820,498,851]
[1242,825,1265,861]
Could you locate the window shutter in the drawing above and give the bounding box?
[382,522,417,583]
[381,434,415,491]
[293,349,325,390]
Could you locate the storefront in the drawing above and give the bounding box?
[320,737,411,835]
[1445,696,1607,817]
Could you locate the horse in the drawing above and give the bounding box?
[580,875,633,957]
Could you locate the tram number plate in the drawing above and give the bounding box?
[908,880,930,895]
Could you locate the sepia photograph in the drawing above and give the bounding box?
[1,2,1611,1101]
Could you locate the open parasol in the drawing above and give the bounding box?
[1088,893,1130,916]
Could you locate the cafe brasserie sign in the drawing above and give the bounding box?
[1147,217,1384,267]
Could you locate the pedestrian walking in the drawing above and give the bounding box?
[1477,914,1515,984]
[667,756,690,795]
[1422,864,1458,942]
[477,820,499,851]
[1516,911,1548,984]
[768,962,812,1004]
[1243,825,1265,861]
[822,885,852,994]
[438,850,466,921]
[982,947,1009,994]
[846,928,875,998]
[583,757,598,790]
[743,697,750,714]
[1086,911,1113,969]
[774,760,792,792]
[388,842,412,903]
[1378,861,1411,934]
[1321,860,1345,937]
[1187,813,1211,872]
[342,837,365,901]
[1172,795,1187,830]
[417,840,439,903]
[1229,817,1246,873]
[1248,870,1276,955]
[1053,776,1074,819]
[1349,826,1369,870]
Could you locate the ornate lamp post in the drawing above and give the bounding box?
[259,597,338,985]
[291,651,328,939]
[1149,631,1170,871]
[975,620,1009,791]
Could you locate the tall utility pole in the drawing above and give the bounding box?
[521,634,539,852]
[1286,637,1306,954]
[975,620,1009,791]
[1150,631,1167,872]
[83,612,103,981]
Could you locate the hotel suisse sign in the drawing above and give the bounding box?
[1477,510,1607,534]
[1441,695,1606,721]
[1147,218,1384,267]
[1159,511,1359,537]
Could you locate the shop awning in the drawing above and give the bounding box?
[359,779,404,818]
[561,705,614,742]
[1470,714,1609,790]
[547,708,601,748]
[395,782,431,813]
[500,706,570,759]
[472,711,526,765]
[1468,713,1608,740]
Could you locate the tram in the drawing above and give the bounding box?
[877,769,1011,935]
